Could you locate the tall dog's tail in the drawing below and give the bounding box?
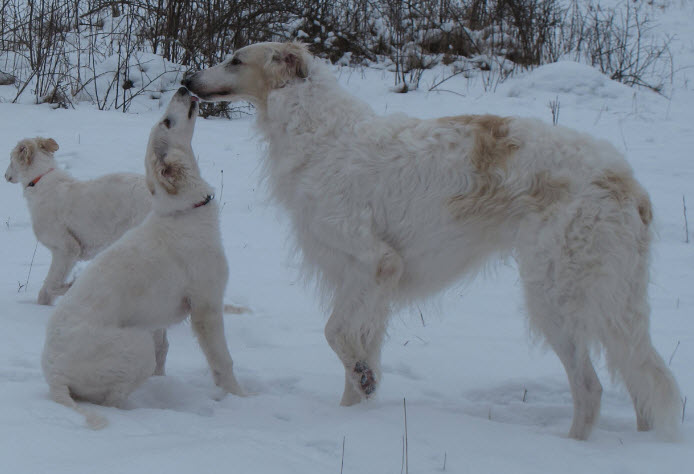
[49,384,108,430]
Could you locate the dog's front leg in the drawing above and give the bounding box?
[325,279,391,405]
[190,303,244,396]
[38,241,79,305]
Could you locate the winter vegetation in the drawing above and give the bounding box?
[0,0,675,113]
[1,1,693,473]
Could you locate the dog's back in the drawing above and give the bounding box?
[57,172,151,259]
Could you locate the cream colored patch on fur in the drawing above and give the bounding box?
[447,172,506,220]
[269,42,309,85]
[592,170,652,226]
[443,116,567,222]
[447,171,569,221]
[38,137,59,153]
[525,171,572,214]
[185,41,311,110]
[438,114,520,173]
[155,160,187,195]
[12,137,58,167]
[242,42,309,101]
[12,138,37,165]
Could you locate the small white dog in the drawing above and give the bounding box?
[5,137,151,305]
[42,88,244,429]
[183,42,682,440]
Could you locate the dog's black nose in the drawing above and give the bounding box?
[181,71,195,88]
[177,86,189,96]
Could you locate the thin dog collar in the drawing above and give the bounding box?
[193,194,214,208]
[27,168,55,188]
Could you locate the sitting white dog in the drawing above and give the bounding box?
[42,88,244,429]
[5,137,151,305]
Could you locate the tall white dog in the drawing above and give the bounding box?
[183,42,682,440]
[5,137,151,305]
[42,88,243,429]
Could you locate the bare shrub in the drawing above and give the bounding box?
[0,71,15,85]
[0,0,678,112]
[551,0,673,93]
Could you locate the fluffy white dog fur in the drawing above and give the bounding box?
[5,137,151,305]
[183,42,682,440]
[42,88,243,429]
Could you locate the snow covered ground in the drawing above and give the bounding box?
[2,5,694,474]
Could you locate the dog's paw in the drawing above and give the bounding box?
[211,384,248,401]
[153,366,166,376]
[214,372,246,398]
[37,288,53,306]
[375,249,403,287]
[353,361,377,397]
[211,386,230,402]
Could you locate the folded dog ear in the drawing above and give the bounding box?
[13,141,34,165]
[38,137,59,154]
[272,43,309,82]
[154,159,187,195]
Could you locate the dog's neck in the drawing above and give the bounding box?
[258,63,373,141]
[257,62,375,196]
[153,192,216,217]
[25,168,55,189]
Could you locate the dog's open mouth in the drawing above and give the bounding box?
[188,99,198,119]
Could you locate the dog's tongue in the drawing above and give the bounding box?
[191,95,199,102]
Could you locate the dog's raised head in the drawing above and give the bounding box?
[181,42,311,105]
[145,87,213,214]
[6,137,59,185]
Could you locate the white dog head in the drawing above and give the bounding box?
[181,42,311,106]
[6,137,59,186]
[145,87,213,214]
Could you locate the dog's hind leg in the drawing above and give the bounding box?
[580,170,682,439]
[520,274,603,440]
[153,329,169,376]
[518,208,605,440]
[325,278,391,405]
[190,302,244,396]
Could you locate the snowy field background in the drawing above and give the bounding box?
[1,3,693,473]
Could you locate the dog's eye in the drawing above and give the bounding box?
[230,57,242,66]
[162,118,171,129]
